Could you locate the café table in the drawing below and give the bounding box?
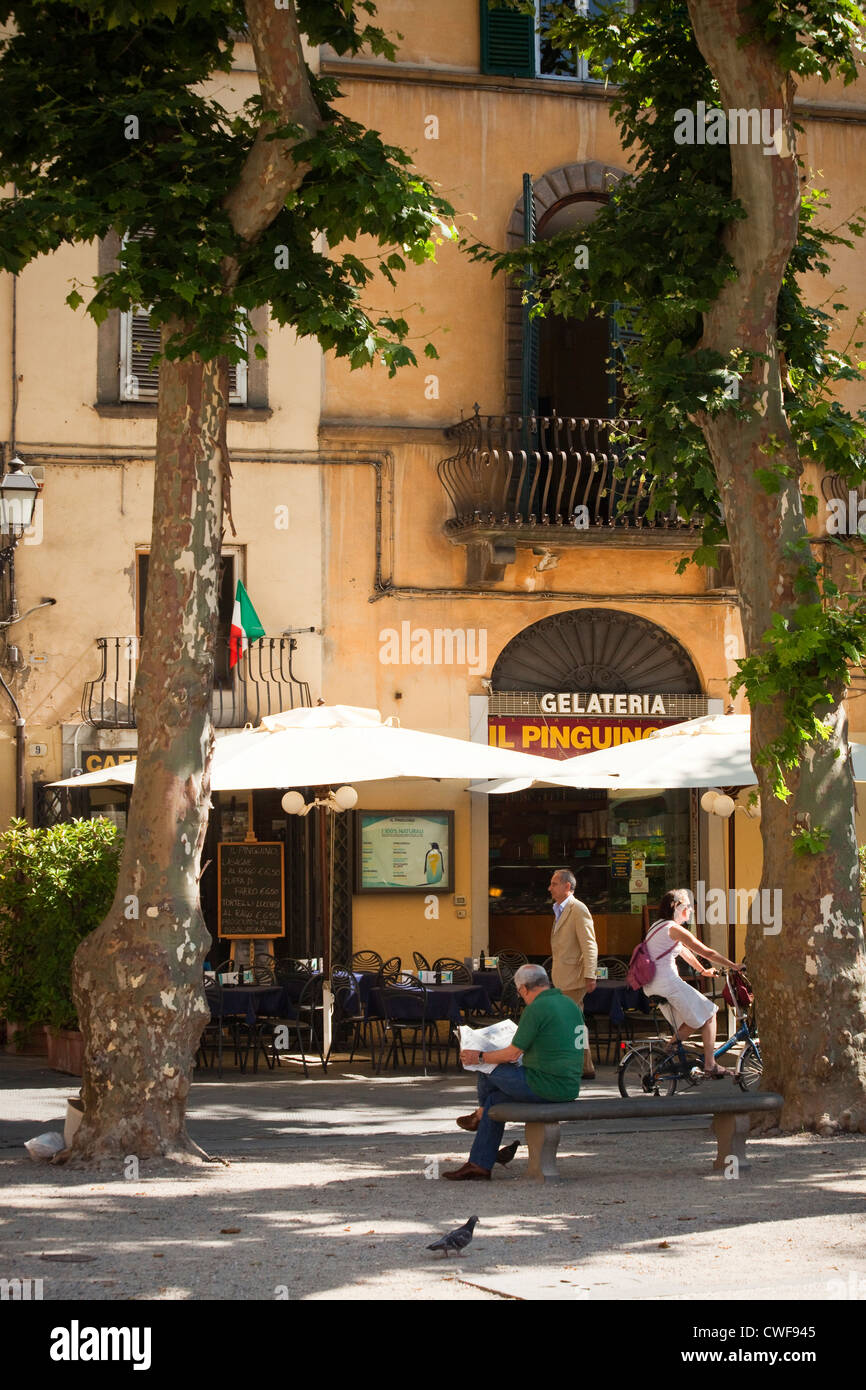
[283,970,375,1016]
[581,979,650,1064]
[471,969,502,1002]
[368,980,488,1027]
[207,983,295,1027]
[582,979,649,1027]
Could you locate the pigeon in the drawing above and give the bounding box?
[495,1140,518,1166]
[427,1214,478,1256]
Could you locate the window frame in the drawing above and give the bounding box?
[96,230,268,412]
[119,305,248,405]
[535,0,632,85]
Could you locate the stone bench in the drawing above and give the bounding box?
[488,1089,783,1181]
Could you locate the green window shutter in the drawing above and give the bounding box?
[521,172,538,424]
[607,301,641,415]
[480,2,536,77]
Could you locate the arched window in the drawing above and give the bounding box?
[535,194,610,419]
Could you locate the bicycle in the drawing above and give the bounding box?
[617,969,762,1096]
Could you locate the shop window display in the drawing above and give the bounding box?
[488,785,691,956]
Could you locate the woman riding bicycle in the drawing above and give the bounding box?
[644,888,743,1078]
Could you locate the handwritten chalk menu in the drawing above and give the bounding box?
[218,841,285,938]
[355,811,454,894]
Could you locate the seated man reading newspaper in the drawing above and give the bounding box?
[443,962,586,1181]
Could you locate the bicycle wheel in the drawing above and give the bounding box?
[618,1040,679,1098]
[736,1040,763,1091]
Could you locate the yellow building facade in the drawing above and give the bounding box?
[1,4,864,971]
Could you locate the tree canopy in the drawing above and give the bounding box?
[473,0,866,801]
[0,0,455,372]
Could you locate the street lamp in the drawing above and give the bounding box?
[281,784,359,1058]
[700,786,761,963]
[0,455,46,820]
[0,456,39,535]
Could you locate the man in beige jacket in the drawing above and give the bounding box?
[549,868,598,1078]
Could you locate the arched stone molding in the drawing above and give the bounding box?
[491,607,703,695]
[504,160,628,415]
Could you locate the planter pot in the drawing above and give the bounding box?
[5,1022,49,1056]
[64,1097,85,1147]
[46,1028,84,1076]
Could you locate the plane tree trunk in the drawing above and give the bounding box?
[687,0,866,1130]
[71,342,224,1160]
[68,0,323,1162]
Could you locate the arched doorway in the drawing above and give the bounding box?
[486,610,706,965]
[536,195,610,419]
[504,161,630,420]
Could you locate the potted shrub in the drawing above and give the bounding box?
[0,818,122,1073]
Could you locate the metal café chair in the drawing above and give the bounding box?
[496,963,525,1022]
[598,955,628,979]
[294,974,330,1071]
[413,951,431,972]
[261,995,314,1078]
[330,961,379,1062]
[374,956,402,989]
[253,953,277,984]
[432,957,472,983]
[351,949,383,974]
[375,975,437,1074]
[496,949,528,972]
[197,979,242,1077]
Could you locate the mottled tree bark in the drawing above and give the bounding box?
[687,0,866,1130]
[69,0,323,1162]
[72,341,222,1160]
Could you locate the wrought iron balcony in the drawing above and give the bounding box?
[82,636,312,731]
[438,410,701,581]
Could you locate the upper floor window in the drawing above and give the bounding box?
[119,307,248,404]
[480,1,622,81]
[118,232,247,404]
[97,230,267,411]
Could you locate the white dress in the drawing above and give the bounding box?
[643,919,717,1031]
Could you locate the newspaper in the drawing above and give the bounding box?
[457,1018,521,1073]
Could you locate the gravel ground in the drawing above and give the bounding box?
[2,1054,865,1305]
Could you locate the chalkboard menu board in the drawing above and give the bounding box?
[217,841,285,939]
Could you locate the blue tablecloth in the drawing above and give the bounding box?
[582,980,649,1027]
[282,971,374,1016]
[207,984,293,1027]
[369,982,488,1025]
[471,969,502,1001]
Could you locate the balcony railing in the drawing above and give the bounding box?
[438,410,700,535]
[82,636,312,731]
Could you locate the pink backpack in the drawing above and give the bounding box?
[626,920,677,990]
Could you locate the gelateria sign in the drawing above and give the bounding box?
[488,693,683,759]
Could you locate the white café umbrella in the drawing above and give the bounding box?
[52,705,560,1058]
[52,703,561,790]
[476,712,866,792]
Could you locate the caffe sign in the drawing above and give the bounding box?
[539,692,669,715]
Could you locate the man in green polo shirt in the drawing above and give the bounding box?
[443,962,585,1181]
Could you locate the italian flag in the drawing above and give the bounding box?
[229,581,265,668]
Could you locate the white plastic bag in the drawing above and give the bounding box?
[24,1132,66,1161]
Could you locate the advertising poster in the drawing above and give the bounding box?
[356,811,454,893]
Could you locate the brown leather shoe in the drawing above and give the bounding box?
[456,1112,480,1132]
[443,1161,491,1181]
[495,1141,519,1166]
